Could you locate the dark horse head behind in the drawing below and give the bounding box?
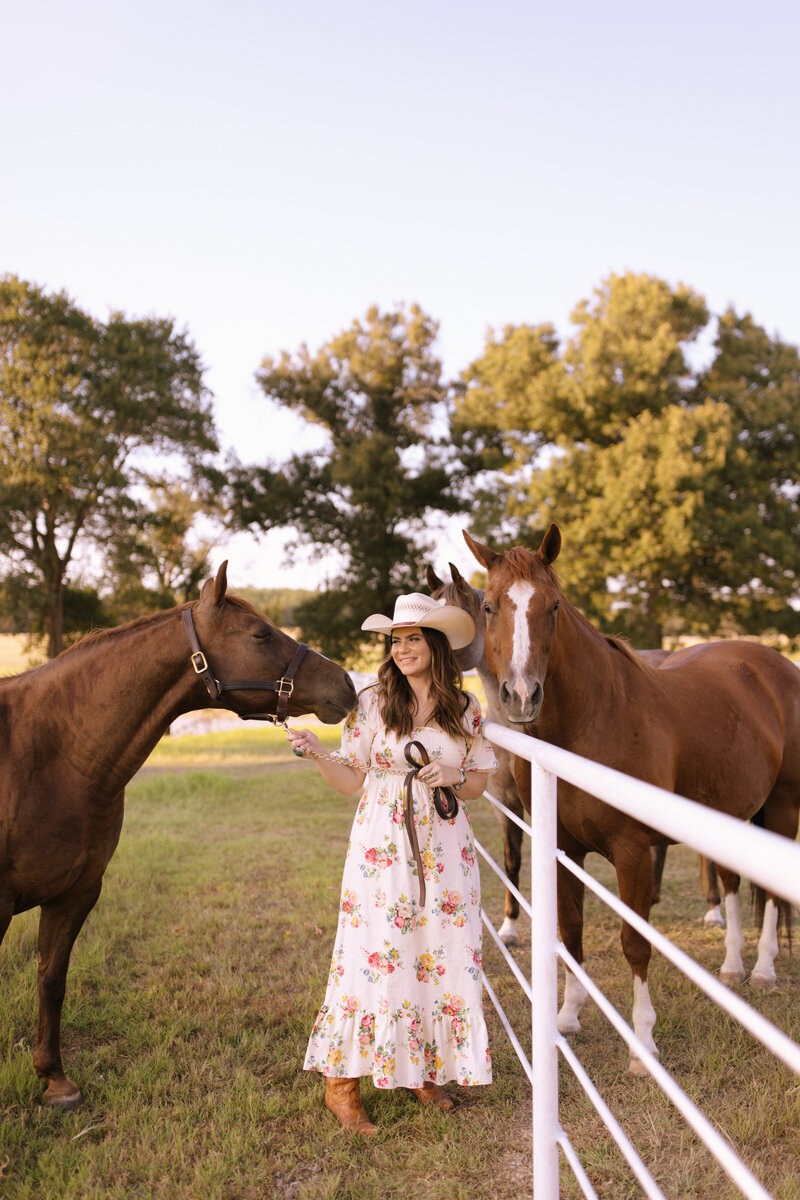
[0,562,355,1109]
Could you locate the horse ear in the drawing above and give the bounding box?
[537,524,562,565]
[463,530,499,570]
[448,562,464,586]
[426,564,444,591]
[200,561,229,607]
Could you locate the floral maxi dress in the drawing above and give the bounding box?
[304,686,498,1089]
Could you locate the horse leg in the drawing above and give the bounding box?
[750,789,799,988]
[556,858,588,1034]
[702,859,724,929]
[498,814,524,947]
[715,865,746,985]
[650,844,667,905]
[616,844,658,1074]
[33,880,103,1109]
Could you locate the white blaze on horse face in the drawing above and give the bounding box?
[508,581,536,706]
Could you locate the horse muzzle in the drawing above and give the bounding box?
[499,678,543,725]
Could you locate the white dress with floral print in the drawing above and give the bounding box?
[304,686,498,1089]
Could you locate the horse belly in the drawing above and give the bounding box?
[0,800,122,913]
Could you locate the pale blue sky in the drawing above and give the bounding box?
[3,0,799,586]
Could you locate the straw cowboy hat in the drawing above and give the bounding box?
[361,593,475,650]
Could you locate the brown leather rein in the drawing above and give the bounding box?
[182,607,310,725]
[403,740,459,908]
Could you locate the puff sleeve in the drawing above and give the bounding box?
[335,685,379,771]
[461,692,498,775]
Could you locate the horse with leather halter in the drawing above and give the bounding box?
[464,524,800,1071]
[425,568,722,941]
[0,563,356,1108]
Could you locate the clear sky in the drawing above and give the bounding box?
[4,0,799,588]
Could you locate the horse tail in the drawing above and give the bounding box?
[749,805,794,952]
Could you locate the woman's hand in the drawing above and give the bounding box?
[417,762,463,789]
[286,727,324,759]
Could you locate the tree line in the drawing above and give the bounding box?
[2,271,799,663]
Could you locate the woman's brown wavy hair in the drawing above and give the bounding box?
[376,627,469,741]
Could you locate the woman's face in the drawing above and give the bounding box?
[390,628,432,681]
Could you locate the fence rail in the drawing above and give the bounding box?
[478,719,800,1200]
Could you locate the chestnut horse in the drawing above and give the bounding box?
[465,525,800,1071]
[426,562,528,945]
[0,563,356,1108]
[425,567,712,940]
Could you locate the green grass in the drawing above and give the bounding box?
[1,735,799,1198]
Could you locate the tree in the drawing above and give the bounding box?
[0,276,218,656]
[223,305,467,660]
[103,479,219,622]
[457,272,800,645]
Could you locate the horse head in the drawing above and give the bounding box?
[192,563,356,723]
[425,562,486,673]
[463,525,562,725]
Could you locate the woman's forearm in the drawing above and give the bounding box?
[457,770,489,801]
[316,758,366,795]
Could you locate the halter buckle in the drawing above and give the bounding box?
[276,678,294,697]
[191,650,209,675]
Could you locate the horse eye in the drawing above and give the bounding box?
[252,625,273,641]
[482,603,494,616]
[552,600,560,613]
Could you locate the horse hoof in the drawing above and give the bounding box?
[498,918,520,946]
[627,1055,652,1076]
[703,907,724,929]
[719,969,745,987]
[44,1086,82,1111]
[557,1017,581,1035]
[748,972,777,991]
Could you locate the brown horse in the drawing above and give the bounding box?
[426,562,529,945]
[464,525,800,1071]
[0,563,356,1108]
[426,568,697,940]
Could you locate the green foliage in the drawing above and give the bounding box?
[459,272,800,644]
[233,585,317,628]
[0,276,218,656]
[103,478,218,621]
[223,304,470,660]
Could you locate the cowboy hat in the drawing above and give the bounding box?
[361,593,475,650]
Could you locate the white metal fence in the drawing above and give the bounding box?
[477,719,800,1200]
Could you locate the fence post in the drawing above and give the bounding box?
[531,760,560,1197]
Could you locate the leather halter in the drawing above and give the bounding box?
[403,740,459,908]
[182,607,310,725]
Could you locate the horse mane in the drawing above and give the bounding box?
[499,546,650,674]
[61,593,268,657]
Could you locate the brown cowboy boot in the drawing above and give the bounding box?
[324,1076,378,1135]
[408,1081,456,1111]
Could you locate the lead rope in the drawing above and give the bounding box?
[283,724,451,906]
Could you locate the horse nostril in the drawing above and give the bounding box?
[499,682,512,707]
[531,682,542,710]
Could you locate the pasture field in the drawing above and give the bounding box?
[0,725,799,1198]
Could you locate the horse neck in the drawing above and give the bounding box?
[34,610,202,792]
[537,600,637,742]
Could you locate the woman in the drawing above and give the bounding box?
[287,592,497,1135]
